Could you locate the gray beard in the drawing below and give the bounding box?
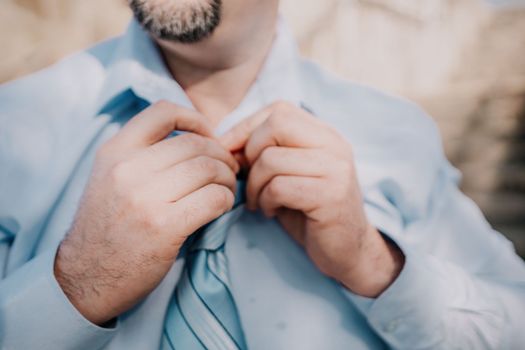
[128,0,222,43]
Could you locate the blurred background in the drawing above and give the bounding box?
[1,0,524,257]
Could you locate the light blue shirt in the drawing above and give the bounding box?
[1,18,524,350]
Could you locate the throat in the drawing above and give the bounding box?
[181,64,259,128]
[171,54,268,129]
[156,30,276,128]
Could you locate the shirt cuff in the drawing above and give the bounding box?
[0,247,118,349]
[343,236,457,349]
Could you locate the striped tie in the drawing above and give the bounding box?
[162,179,248,350]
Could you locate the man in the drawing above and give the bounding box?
[0,0,524,349]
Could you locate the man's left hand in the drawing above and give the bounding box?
[220,101,404,297]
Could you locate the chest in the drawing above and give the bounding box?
[223,211,387,349]
[17,101,399,348]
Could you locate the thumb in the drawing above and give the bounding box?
[218,105,273,151]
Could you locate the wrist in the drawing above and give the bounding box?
[339,225,405,298]
[54,240,113,325]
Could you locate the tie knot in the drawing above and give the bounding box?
[190,206,244,252]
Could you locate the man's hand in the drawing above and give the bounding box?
[55,101,239,325]
[220,101,404,298]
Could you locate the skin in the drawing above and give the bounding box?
[54,0,404,325]
[55,102,240,324]
[219,102,404,297]
[156,0,279,122]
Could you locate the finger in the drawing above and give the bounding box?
[166,183,235,241]
[258,175,324,217]
[131,133,239,173]
[246,147,334,210]
[143,156,237,202]
[218,105,273,151]
[244,104,333,165]
[112,100,213,150]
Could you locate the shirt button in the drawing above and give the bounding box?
[383,318,401,333]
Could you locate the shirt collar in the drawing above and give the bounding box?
[95,16,305,134]
[95,19,192,112]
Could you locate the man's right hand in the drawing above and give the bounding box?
[54,100,239,325]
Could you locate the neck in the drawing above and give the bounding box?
[156,16,278,128]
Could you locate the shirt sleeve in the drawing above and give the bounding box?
[0,242,118,349]
[344,158,525,349]
[0,58,120,349]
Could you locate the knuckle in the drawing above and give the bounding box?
[259,147,276,168]
[144,144,159,158]
[272,100,293,114]
[108,161,132,185]
[149,211,167,230]
[124,190,144,211]
[196,156,221,176]
[209,185,234,211]
[180,202,199,229]
[267,177,285,198]
[266,113,282,130]
[183,133,207,151]
[142,209,166,232]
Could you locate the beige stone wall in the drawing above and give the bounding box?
[0,0,130,83]
[1,0,524,254]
